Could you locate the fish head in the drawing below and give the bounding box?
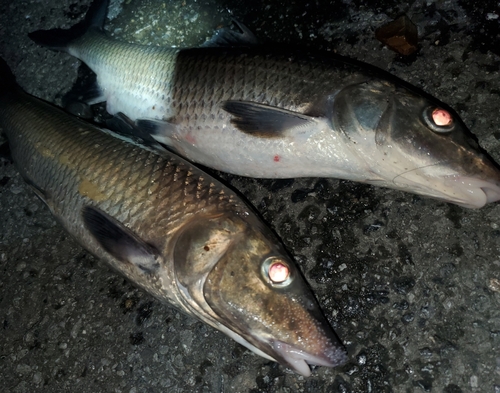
[172,212,347,376]
[333,79,500,208]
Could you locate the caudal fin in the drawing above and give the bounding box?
[28,0,109,51]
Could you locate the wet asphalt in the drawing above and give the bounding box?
[1,0,500,392]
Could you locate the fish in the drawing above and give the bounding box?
[28,0,500,209]
[0,56,347,377]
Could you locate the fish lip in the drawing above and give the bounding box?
[271,340,348,377]
[443,176,500,208]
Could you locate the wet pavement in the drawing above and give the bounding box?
[1,0,500,392]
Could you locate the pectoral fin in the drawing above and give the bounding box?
[82,206,160,274]
[222,101,317,138]
[105,113,179,151]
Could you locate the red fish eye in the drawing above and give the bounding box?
[432,108,453,127]
[261,257,293,287]
[423,107,455,133]
[268,261,290,284]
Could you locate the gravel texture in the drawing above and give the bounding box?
[1,0,500,392]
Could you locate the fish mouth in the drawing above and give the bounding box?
[390,163,500,208]
[272,340,348,377]
[443,176,500,208]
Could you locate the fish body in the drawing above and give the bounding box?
[0,57,347,376]
[29,0,500,208]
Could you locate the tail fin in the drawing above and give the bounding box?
[28,0,109,51]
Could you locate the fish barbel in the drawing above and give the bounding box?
[29,0,500,208]
[0,57,347,376]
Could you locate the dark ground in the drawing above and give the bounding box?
[1,0,500,392]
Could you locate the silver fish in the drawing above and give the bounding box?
[0,57,347,376]
[29,0,500,208]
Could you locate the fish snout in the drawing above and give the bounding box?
[443,175,500,208]
[271,336,348,376]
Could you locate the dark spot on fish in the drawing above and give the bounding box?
[24,208,33,217]
[135,301,154,326]
[3,319,8,329]
[152,105,155,110]
[204,245,210,251]
[493,131,500,140]
[129,332,145,345]
[230,271,235,277]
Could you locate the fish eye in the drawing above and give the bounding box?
[261,257,293,287]
[423,107,455,133]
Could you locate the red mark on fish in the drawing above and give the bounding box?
[185,133,196,145]
[274,155,280,162]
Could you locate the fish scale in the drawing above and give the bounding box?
[0,56,347,375]
[28,0,500,207]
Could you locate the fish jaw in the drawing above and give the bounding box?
[440,175,500,208]
[171,213,347,375]
[271,340,347,376]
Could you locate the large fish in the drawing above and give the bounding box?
[29,0,500,208]
[0,57,347,376]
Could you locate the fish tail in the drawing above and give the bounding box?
[28,0,109,51]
